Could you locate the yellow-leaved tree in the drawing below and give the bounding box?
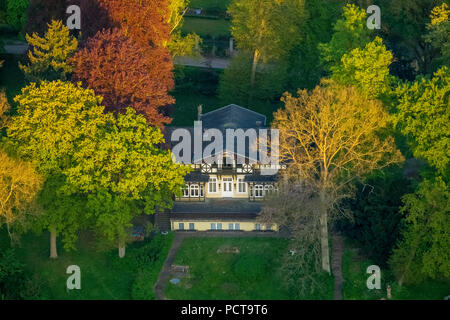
[19,20,78,83]
[267,80,403,276]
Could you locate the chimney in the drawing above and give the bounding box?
[197,104,203,121]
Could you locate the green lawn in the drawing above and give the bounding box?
[182,17,230,37]
[165,237,296,300]
[342,239,450,300]
[0,228,174,300]
[190,0,231,11]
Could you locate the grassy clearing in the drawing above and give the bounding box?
[164,237,294,300]
[182,17,230,37]
[0,228,174,300]
[189,0,231,11]
[342,239,450,300]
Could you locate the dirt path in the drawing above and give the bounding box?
[332,233,344,300]
[153,231,280,300]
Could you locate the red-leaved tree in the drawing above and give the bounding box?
[72,29,174,128]
[98,0,172,48]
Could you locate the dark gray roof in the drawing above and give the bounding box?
[184,172,209,182]
[200,104,266,130]
[172,198,261,215]
[243,174,278,183]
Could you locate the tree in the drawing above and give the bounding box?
[0,90,8,129]
[286,0,343,90]
[99,0,172,49]
[394,66,450,177]
[227,0,305,88]
[0,151,43,245]
[72,28,175,128]
[390,177,450,285]
[166,0,201,57]
[319,4,372,73]
[337,166,414,265]
[378,0,444,76]
[424,3,450,68]
[20,20,78,83]
[6,0,29,31]
[65,108,190,257]
[25,0,66,36]
[218,52,288,113]
[271,81,403,273]
[331,36,394,99]
[7,80,107,258]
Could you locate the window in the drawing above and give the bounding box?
[264,185,274,195]
[238,178,247,193]
[266,224,273,231]
[182,185,189,197]
[254,185,264,197]
[190,184,199,197]
[255,223,261,231]
[189,223,195,230]
[211,223,217,230]
[228,223,234,230]
[208,177,217,193]
[235,223,240,230]
[217,223,222,230]
[200,184,204,197]
[178,223,184,230]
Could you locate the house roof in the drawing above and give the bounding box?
[172,199,261,219]
[164,104,275,164]
[200,104,267,130]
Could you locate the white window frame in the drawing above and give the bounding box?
[211,223,217,230]
[217,223,222,230]
[254,185,264,198]
[189,223,195,230]
[228,223,234,230]
[255,223,261,231]
[235,223,240,230]
[179,223,184,230]
[182,185,189,197]
[237,178,247,193]
[208,177,218,193]
[190,184,199,197]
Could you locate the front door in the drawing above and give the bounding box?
[222,177,233,197]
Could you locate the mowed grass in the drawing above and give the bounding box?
[182,17,231,37]
[190,0,231,11]
[165,237,292,300]
[0,228,174,300]
[342,240,450,300]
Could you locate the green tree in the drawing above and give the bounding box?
[6,0,29,31]
[227,0,305,87]
[394,66,450,177]
[20,20,78,83]
[7,80,107,258]
[166,0,201,57]
[319,3,372,73]
[331,36,394,99]
[286,0,343,90]
[390,177,450,285]
[65,108,190,257]
[424,3,450,68]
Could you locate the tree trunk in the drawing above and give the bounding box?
[250,49,260,88]
[319,191,331,274]
[50,227,58,259]
[118,242,126,258]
